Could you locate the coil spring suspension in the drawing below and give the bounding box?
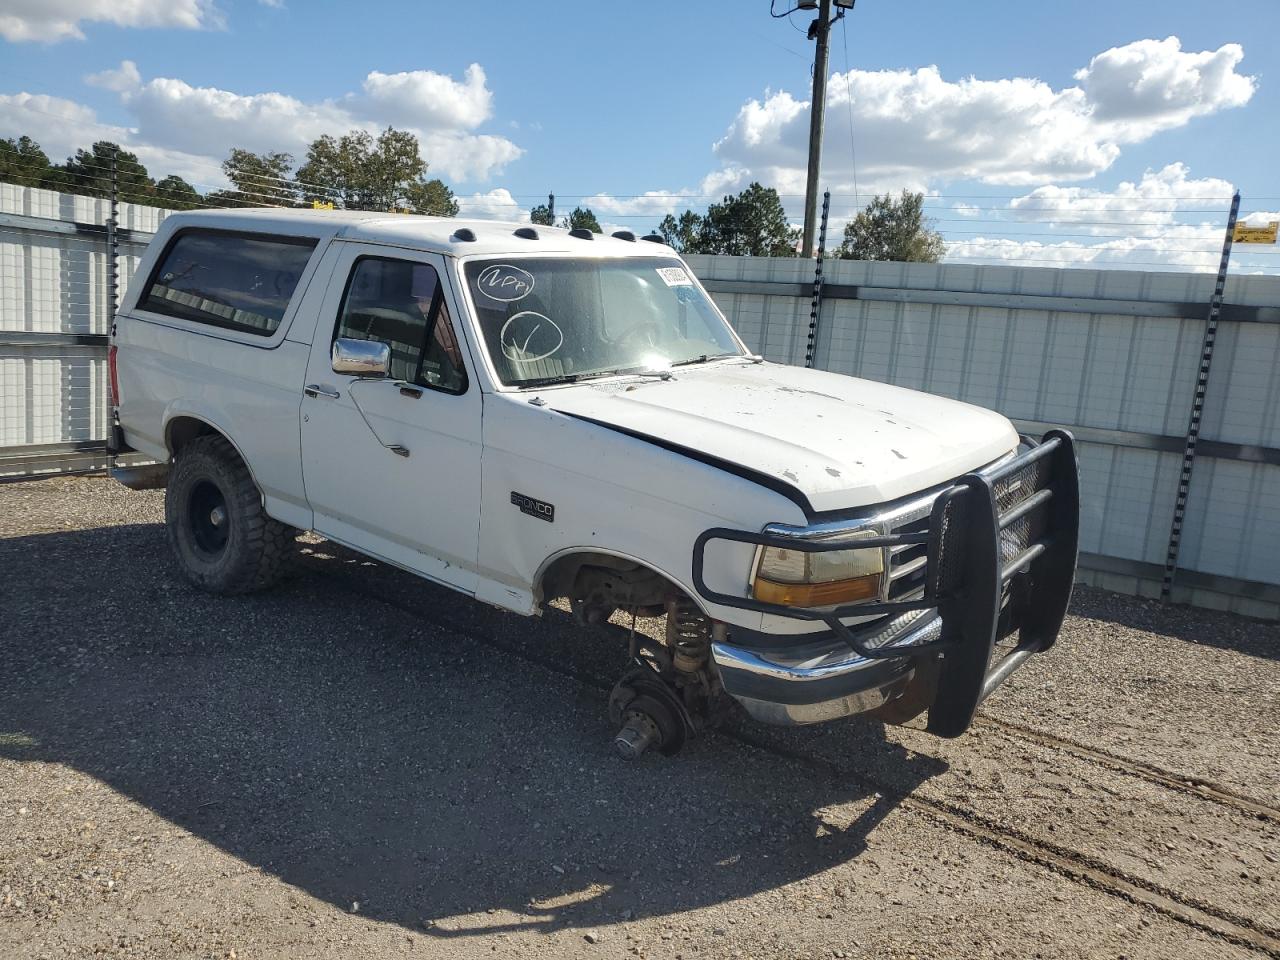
[666,597,712,674]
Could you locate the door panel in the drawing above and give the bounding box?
[299,245,481,592]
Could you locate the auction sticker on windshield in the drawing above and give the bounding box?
[656,266,692,287]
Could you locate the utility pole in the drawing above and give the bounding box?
[800,0,833,258]
[548,192,555,223]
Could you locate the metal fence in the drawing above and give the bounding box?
[1,183,163,474]
[686,252,1280,619]
[2,182,1277,618]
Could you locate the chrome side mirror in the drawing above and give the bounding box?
[332,337,390,377]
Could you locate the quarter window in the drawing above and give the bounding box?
[335,257,467,393]
[140,230,316,336]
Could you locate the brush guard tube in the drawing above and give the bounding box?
[691,431,1079,738]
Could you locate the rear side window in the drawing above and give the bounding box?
[140,229,317,336]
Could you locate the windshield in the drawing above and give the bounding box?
[463,257,745,386]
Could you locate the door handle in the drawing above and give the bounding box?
[304,384,340,399]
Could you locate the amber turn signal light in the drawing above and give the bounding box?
[752,572,882,607]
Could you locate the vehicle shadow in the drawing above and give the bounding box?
[0,523,947,939]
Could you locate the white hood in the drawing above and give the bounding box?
[536,361,1018,513]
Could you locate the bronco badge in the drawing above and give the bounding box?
[511,491,554,523]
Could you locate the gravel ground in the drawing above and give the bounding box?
[1,476,1278,960]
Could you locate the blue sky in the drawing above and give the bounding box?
[2,0,1277,270]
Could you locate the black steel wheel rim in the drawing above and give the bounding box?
[189,479,230,556]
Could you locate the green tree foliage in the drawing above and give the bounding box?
[216,148,297,206]
[404,177,459,217]
[561,206,601,233]
[295,127,456,213]
[657,184,796,256]
[0,136,52,188]
[838,190,945,263]
[58,142,155,203]
[657,209,704,253]
[701,183,796,256]
[155,175,202,210]
[529,203,554,226]
[0,135,207,207]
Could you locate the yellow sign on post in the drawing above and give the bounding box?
[1233,221,1278,244]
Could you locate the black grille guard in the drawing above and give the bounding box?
[691,430,1080,737]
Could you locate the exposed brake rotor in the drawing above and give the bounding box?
[608,665,695,760]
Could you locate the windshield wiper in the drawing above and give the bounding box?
[669,353,741,367]
[511,367,672,389]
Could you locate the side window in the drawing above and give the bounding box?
[140,230,316,336]
[335,257,467,394]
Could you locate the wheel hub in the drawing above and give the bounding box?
[608,666,694,759]
[188,480,230,555]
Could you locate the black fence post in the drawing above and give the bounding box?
[805,189,831,369]
[105,147,120,470]
[1161,191,1240,602]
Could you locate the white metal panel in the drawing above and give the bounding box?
[696,253,1280,613]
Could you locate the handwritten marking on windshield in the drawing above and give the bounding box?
[500,311,563,363]
[478,264,535,302]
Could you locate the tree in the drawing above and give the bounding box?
[404,178,458,217]
[218,148,297,206]
[838,190,945,263]
[296,127,452,212]
[57,142,154,203]
[155,175,202,210]
[529,203,554,226]
[0,136,52,188]
[561,206,601,233]
[658,210,705,253]
[691,183,796,257]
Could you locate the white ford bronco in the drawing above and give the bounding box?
[110,209,1079,758]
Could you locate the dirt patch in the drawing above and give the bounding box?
[1,476,1277,959]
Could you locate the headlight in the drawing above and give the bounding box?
[752,531,885,607]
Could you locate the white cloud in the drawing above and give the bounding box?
[1240,210,1280,228]
[122,75,353,159]
[361,64,492,131]
[69,61,522,185]
[1075,37,1255,133]
[580,169,763,222]
[416,130,521,183]
[454,187,527,220]
[0,91,101,139]
[939,164,1272,272]
[945,228,1228,273]
[709,37,1255,194]
[1007,163,1234,235]
[85,60,143,94]
[0,90,223,185]
[584,190,700,218]
[0,0,220,42]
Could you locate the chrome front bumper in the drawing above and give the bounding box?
[712,611,942,725]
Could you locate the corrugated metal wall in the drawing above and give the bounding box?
[686,253,1280,619]
[0,184,166,473]
[1,183,1276,618]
